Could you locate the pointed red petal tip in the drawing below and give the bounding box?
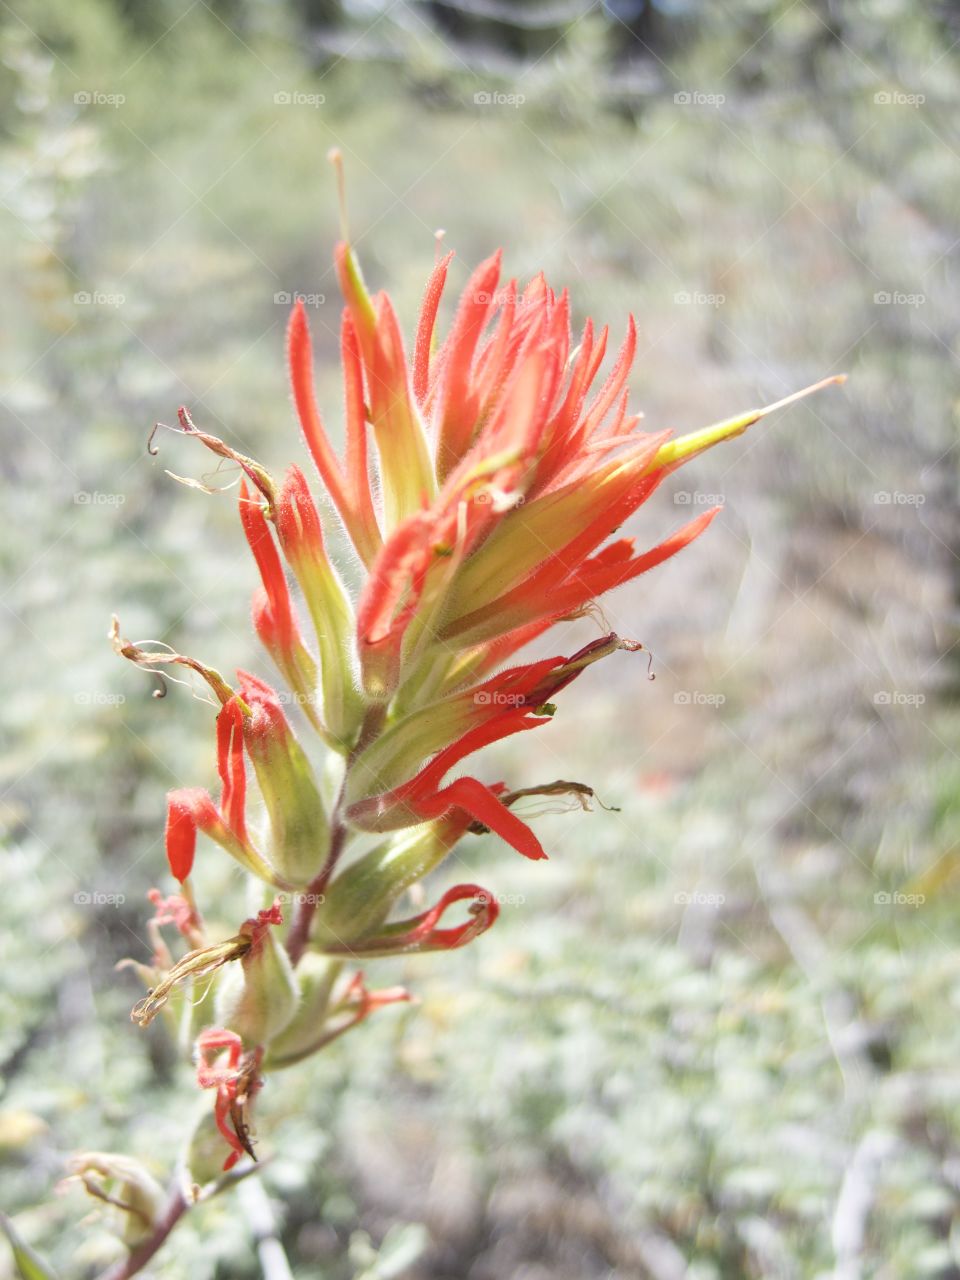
[435,250,505,476]
[336,310,383,567]
[431,777,548,861]
[287,300,355,527]
[238,479,296,654]
[333,240,376,349]
[275,464,324,558]
[236,668,280,702]
[236,668,289,740]
[413,248,455,402]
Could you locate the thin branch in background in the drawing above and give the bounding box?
[830,1132,897,1280]
[239,1177,295,1280]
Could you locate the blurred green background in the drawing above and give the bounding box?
[2,1,959,1276]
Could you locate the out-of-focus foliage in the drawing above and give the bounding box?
[1,0,958,1276]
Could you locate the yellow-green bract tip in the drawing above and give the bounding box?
[649,373,847,472]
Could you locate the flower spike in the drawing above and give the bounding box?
[117,199,845,1230]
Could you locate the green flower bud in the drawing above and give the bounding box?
[237,671,330,887]
[214,904,299,1046]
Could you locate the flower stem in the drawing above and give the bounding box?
[286,700,387,966]
[286,818,346,966]
[98,1186,188,1280]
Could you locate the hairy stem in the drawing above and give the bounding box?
[286,701,387,966]
[285,818,347,965]
[99,1186,188,1280]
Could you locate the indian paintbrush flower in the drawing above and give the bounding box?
[108,167,844,1258]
